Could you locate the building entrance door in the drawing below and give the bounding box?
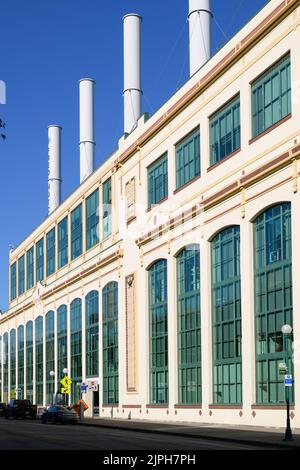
[93,390,99,417]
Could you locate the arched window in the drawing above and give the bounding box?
[26,321,33,401]
[102,282,118,404]
[45,311,55,405]
[17,325,25,399]
[177,245,201,404]
[70,298,82,401]
[35,316,43,404]
[57,305,68,388]
[148,259,168,404]
[85,291,99,377]
[254,203,293,404]
[3,333,8,403]
[211,226,242,404]
[10,329,16,398]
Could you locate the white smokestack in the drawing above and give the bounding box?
[123,13,142,135]
[188,0,212,76]
[48,125,62,215]
[79,78,95,183]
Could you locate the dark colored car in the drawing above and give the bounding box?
[41,405,78,424]
[5,400,37,420]
[0,403,7,417]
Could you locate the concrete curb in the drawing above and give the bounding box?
[78,420,299,449]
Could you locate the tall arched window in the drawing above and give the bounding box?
[177,246,201,404]
[57,305,68,388]
[148,259,168,404]
[26,321,33,401]
[103,282,118,404]
[254,203,293,404]
[70,298,82,401]
[45,311,55,404]
[35,316,43,404]
[211,226,242,404]
[3,333,8,403]
[85,291,99,377]
[17,325,25,399]
[10,329,16,399]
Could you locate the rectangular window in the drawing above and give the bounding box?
[103,178,112,239]
[58,216,68,269]
[148,153,168,207]
[26,247,34,291]
[71,204,82,261]
[86,189,99,250]
[175,128,200,190]
[18,255,25,296]
[252,54,291,139]
[46,228,56,277]
[36,238,44,283]
[210,95,240,166]
[10,262,17,301]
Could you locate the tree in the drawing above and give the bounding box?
[0,118,6,139]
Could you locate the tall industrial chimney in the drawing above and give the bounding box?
[48,125,62,215]
[79,78,95,183]
[123,14,142,135]
[188,0,212,76]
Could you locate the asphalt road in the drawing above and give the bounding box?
[0,418,283,450]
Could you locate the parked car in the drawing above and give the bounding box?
[5,400,37,420]
[41,405,78,424]
[0,403,7,417]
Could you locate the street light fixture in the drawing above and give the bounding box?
[281,324,293,442]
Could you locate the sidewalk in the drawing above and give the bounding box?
[78,417,300,449]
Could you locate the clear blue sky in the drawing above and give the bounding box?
[0,0,267,310]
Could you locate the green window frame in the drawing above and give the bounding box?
[86,189,99,251]
[58,217,68,269]
[46,228,56,277]
[35,316,43,404]
[103,178,112,239]
[175,128,200,190]
[70,299,82,402]
[18,255,25,296]
[10,262,17,301]
[26,321,33,401]
[211,227,242,405]
[149,259,168,404]
[10,329,16,397]
[26,247,34,291]
[36,238,44,283]
[45,311,55,405]
[254,203,293,404]
[177,246,201,405]
[252,53,291,139]
[57,305,68,389]
[86,291,99,378]
[0,336,2,402]
[210,95,240,166]
[17,326,24,399]
[148,153,168,208]
[71,204,83,261]
[3,333,8,403]
[103,282,119,405]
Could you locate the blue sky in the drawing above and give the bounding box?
[0,0,267,310]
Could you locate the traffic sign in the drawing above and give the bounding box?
[279,362,287,375]
[81,383,87,393]
[60,375,72,388]
[284,374,293,387]
[61,387,71,394]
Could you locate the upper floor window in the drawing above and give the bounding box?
[148,153,168,208]
[175,128,200,190]
[26,247,34,291]
[103,178,112,239]
[71,204,83,261]
[10,262,17,301]
[252,53,291,139]
[86,189,99,251]
[210,95,240,166]
[46,228,56,277]
[58,216,68,269]
[36,238,44,283]
[18,255,25,296]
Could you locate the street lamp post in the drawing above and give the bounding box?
[281,324,293,442]
[49,370,55,405]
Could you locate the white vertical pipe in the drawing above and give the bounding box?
[188,0,212,76]
[123,14,142,135]
[48,125,62,215]
[79,78,95,183]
